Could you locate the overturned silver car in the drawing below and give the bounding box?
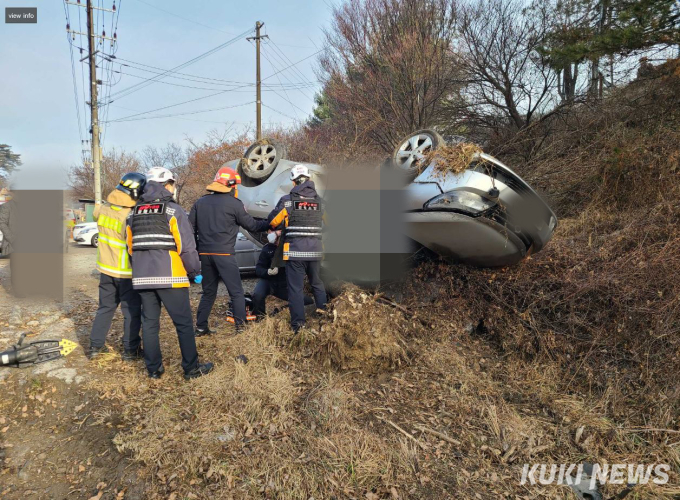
[228,130,556,268]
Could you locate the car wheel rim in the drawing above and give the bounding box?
[395,133,434,171]
[246,144,277,172]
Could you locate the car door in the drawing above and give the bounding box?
[234,232,259,272]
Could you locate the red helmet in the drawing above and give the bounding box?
[214,167,241,187]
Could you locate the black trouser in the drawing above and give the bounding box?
[138,287,198,374]
[90,274,142,350]
[252,278,314,317]
[286,260,327,330]
[196,254,245,328]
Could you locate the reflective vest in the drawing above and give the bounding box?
[96,204,133,278]
[283,193,324,261]
[129,202,178,252]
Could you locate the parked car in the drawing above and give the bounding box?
[232,133,556,268]
[73,221,98,247]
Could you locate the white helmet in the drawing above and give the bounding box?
[146,166,176,184]
[290,164,310,181]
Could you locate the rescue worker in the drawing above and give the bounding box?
[126,167,213,380]
[189,166,269,334]
[268,165,327,332]
[89,173,145,360]
[252,229,314,318]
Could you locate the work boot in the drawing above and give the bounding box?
[292,323,306,334]
[234,323,246,335]
[195,326,214,337]
[88,345,110,359]
[122,346,144,362]
[148,366,165,379]
[184,362,214,380]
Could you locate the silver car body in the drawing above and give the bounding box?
[229,153,555,268]
[404,153,556,266]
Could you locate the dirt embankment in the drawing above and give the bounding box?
[1,73,680,499]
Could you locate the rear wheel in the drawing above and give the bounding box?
[392,129,443,181]
[91,234,99,248]
[241,138,286,182]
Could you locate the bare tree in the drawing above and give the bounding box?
[457,0,558,134]
[319,0,463,152]
[69,148,140,200]
[140,143,191,203]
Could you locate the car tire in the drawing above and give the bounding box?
[392,129,444,181]
[91,234,99,248]
[241,138,286,182]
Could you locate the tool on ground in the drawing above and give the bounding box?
[0,333,78,368]
[226,294,257,323]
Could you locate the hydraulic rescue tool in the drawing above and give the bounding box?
[0,333,78,368]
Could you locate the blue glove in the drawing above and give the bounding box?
[194,274,203,284]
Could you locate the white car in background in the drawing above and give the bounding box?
[73,222,99,247]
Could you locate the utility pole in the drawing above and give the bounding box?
[247,21,268,140]
[87,0,102,204]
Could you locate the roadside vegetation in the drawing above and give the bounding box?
[52,0,680,498]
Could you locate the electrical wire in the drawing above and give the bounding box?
[63,1,85,149]
[262,103,297,122]
[261,44,316,104]
[113,69,312,92]
[104,55,317,88]
[105,48,323,122]
[131,0,237,35]
[107,28,253,101]
[107,100,255,123]
[252,40,299,120]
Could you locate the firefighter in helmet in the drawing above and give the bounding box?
[89,172,146,360]
[125,167,213,380]
[189,166,269,334]
[268,164,327,332]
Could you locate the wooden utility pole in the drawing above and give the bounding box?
[247,21,268,140]
[87,0,102,204]
[66,0,114,202]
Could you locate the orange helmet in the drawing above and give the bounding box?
[214,167,241,187]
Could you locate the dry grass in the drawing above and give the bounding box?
[77,73,680,499]
[419,142,487,177]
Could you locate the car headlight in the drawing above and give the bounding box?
[424,191,496,214]
[81,228,96,234]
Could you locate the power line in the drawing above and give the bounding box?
[106,100,255,123]
[261,44,315,103]
[108,61,316,89]
[113,69,314,92]
[254,40,299,120]
[107,28,253,101]
[105,48,324,122]
[131,0,237,35]
[64,1,84,146]
[104,54,319,87]
[266,38,315,86]
[262,103,298,122]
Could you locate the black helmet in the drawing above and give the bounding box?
[116,172,147,200]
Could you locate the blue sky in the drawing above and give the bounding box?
[0,0,331,179]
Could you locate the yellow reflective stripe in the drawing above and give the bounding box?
[99,234,127,248]
[120,243,129,270]
[97,261,132,275]
[99,215,122,233]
